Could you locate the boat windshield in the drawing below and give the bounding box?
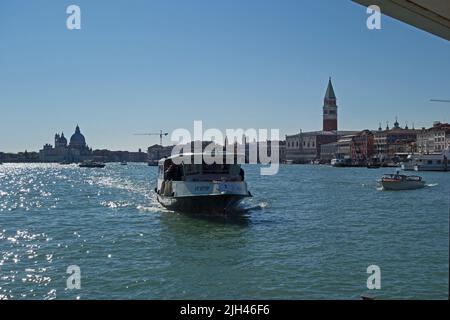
[183,162,242,181]
[381,174,422,182]
[158,154,245,182]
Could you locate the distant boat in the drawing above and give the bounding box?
[402,148,449,172]
[59,161,72,165]
[401,154,416,171]
[79,160,106,168]
[331,158,350,167]
[120,161,128,165]
[379,172,425,190]
[148,160,158,166]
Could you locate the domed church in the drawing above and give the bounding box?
[69,125,87,149]
[39,125,93,163]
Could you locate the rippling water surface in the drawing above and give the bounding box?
[0,163,448,299]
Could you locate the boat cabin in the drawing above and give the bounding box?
[158,153,245,182]
[381,173,422,182]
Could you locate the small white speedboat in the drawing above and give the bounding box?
[379,172,425,190]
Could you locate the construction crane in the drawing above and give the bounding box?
[134,130,169,146]
[430,99,450,103]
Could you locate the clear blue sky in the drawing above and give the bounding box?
[0,0,449,152]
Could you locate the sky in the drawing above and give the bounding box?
[0,0,449,152]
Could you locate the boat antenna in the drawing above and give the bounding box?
[430,99,450,103]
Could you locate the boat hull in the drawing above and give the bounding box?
[380,181,425,190]
[414,165,448,172]
[157,193,248,214]
[79,164,105,168]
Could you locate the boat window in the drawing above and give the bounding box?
[183,164,202,176]
[229,164,241,176]
[202,163,225,174]
[158,164,164,178]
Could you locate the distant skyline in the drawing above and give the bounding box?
[1,0,449,152]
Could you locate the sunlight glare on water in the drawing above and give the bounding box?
[0,163,448,299]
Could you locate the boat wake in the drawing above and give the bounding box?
[238,201,270,212]
[426,183,439,187]
[136,205,166,213]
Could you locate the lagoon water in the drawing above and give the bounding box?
[0,163,448,299]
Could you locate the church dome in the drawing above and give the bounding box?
[70,125,87,149]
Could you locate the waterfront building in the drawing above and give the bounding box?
[286,78,357,163]
[286,131,339,163]
[324,130,375,165]
[350,130,375,164]
[39,125,93,163]
[320,142,338,162]
[92,149,147,162]
[147,144,174,161]
[373,118,418,161]
[416,121,450,154]
[335,135,353,160]
[0,151,39,163]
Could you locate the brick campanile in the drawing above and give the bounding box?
[323,77,338,131]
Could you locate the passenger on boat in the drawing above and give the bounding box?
[164,162,183,181]
[239,168,245,181]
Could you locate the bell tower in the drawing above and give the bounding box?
[323,77,338,131]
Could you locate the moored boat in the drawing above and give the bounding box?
[120,161,127,165]
[79,160,106,168]
[331,158,350,167]
[402,148,449,172]
[379,172,425,190]
[401,154,416,171]
[155,153,252,214]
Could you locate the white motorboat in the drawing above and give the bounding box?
[379,172,425,190]
[331,158,351,167]
[401,154,416,171]
[155,153,252,214]
[402,148,449,172]
[414,151,449,171]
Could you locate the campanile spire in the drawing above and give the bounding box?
[323,77,338,131]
